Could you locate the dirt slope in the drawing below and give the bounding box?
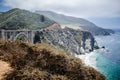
[0,61,12,80]
[0,40,105,80]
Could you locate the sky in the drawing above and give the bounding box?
[0,0,120,29]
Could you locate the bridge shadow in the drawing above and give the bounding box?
[33,31,42,43]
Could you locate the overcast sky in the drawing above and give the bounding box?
[0,0,120,29]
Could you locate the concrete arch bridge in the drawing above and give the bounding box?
[0,29,43,43]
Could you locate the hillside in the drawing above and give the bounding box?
[0,8,55,30]
[35,27,98,55]
[0,8,98,55]
[0,40,105,80]
[36,11,114,35]
[0,12,2,15]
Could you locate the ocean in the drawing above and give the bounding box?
[77,31,120,80]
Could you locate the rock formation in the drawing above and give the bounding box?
[34,27,98,55]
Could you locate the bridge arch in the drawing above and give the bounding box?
[14,32,29,42]
[0,29,42,43]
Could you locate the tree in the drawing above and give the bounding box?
[41,15,45,22]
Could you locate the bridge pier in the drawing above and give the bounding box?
[1,29,5,39]
[29,30,34,43]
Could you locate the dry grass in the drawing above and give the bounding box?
[0,60,13,80]
[0,39,106,80]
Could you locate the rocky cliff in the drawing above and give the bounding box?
[34,27,98,55]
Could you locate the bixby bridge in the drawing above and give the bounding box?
[0,29,43,43]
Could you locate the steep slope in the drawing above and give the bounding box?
[36,11,94,26]
[0,8,55,30]
[0,40,105,80]
[36,11,114,35]
[34,27,98,55]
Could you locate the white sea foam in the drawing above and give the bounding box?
[75,50,99,69]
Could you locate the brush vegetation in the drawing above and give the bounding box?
[0,8,55,30]
[0,39,105,80]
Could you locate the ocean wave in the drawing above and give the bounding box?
[75,50,99,69]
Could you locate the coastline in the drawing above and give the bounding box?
[75,50,98,69]
[77,32,120,80]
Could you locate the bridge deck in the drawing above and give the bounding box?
[0,29,42,32]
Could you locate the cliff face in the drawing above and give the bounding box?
[34,27,97,55]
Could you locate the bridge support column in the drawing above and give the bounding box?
[29,30,34,43]
[1,29,5,39]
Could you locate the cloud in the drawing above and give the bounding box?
[2,0,120,18]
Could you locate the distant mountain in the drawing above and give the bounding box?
[113,29,120,32]
[36,11,114,35]
[0,8,55,30]
[105,29,115,34]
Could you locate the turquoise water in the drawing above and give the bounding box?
[96,52,120,80]
[95,32,120,80]
[77,32,120,80]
